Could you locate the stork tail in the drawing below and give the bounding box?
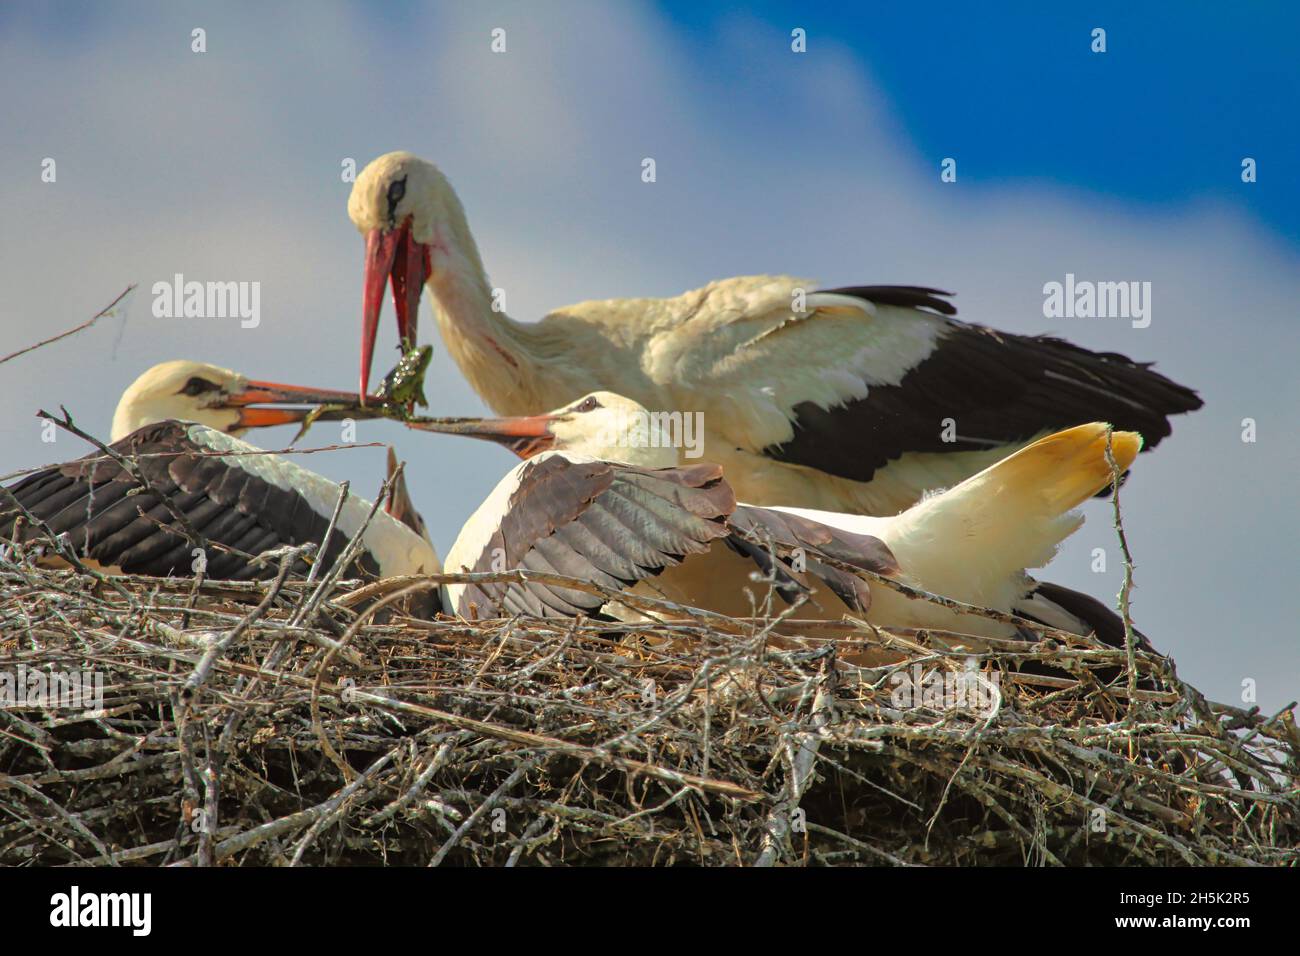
[890,423,1143,591]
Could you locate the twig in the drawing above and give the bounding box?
[1103,428,1140,718]
[0,285,135,366]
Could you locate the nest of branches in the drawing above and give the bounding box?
[1,550,1297,867]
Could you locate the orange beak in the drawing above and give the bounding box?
[361,220,431,398]
[404,413,559,458]
[223,379,379,430]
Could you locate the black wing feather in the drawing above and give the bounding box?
[767,300,1202,484]
[821,284,957,316]
[0,421,381,579]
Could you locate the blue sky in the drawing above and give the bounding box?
[0,1,1296,710]
[663,2,1300,242]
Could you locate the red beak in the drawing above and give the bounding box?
[404,413,559,459]
[361,221,431,398]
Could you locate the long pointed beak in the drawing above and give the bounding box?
[391,225,430,353]
[362,227,401,399]
[224,379,379,430]
[361,221,431,398]
[384,446,429,539]
[405,413,559,458]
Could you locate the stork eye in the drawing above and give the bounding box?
[573,396,602,413]
[386,177,407,220]
[179,377,220,397]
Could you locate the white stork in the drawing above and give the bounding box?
[348,151,1201,516]
[1,361,439,581]
[408,392,1149,651]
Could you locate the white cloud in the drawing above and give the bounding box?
[1,1,1294,707]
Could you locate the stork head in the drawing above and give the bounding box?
[111,360,367,441]
[350,152,467,397]
[405,392,681,468]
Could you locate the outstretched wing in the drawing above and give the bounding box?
[726,504,900,612]
[447,453,903,620]
[448,457,737,618]
[650,276,1200,499]
[0,422,412,579]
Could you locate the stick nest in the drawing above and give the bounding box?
[2,561,1297,867]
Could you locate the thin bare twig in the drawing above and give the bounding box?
[0,285,135,367]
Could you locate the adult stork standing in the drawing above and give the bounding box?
[407,391,1148,652]
[1,361,439,581]
[349,151,1201,515]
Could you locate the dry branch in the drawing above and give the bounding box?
[0,552,1295,867]
[0,286,135,368]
